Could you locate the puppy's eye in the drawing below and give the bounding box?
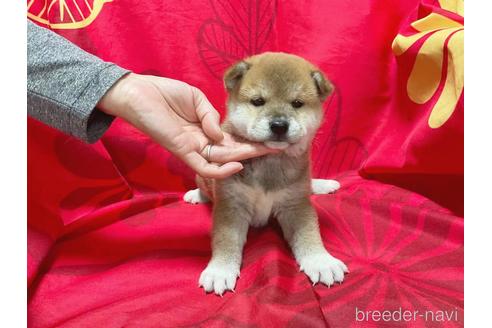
[291,100,304,108]
[250,97,266,107]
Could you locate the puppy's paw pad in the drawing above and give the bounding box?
[184,189,209,204]
[311,179,341,195]
[300,253,348,287]
[199,262,239,296]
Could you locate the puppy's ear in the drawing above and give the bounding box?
[224,61,251,91]
[311,71,334,101]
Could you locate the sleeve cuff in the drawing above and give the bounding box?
[70,64,130,143]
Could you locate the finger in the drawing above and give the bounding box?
[184,152,243,179]
[193,88,224,142]
[205,142,280,163]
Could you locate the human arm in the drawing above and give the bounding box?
[27,20,129,143]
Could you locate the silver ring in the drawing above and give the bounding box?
[205,144,213,162]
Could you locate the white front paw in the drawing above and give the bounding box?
[299,253,348,286]
[311,179,340,195]
[199,261,240,296]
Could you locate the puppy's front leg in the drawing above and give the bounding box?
[199,200,249,296]
[276,199,348,286]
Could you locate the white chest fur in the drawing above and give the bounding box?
[249,189,275,227]
[238,184,291,227]
[184,179,341,227]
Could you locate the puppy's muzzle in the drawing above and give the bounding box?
[269,118,289,138]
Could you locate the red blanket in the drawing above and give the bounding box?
[28,0,463,327]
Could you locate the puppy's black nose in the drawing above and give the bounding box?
[270,119,289,136]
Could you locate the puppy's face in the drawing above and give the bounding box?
[224,52,333,152]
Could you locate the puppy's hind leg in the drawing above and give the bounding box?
[276,199,348,287]
[311,178,340,195]
[184,188,210,204]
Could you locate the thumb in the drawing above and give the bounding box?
[193,88,224,142]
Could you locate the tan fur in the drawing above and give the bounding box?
[190,52,347,295]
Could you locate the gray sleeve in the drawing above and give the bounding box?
[27,20,130,143]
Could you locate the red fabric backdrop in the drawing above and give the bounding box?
[28,0,463,327]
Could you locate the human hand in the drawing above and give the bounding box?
[98,73,277,178]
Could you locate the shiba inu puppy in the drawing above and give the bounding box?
[184,52,348,295]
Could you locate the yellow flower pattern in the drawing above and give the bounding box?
[27,0,113,30]
[392,0,464,128]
